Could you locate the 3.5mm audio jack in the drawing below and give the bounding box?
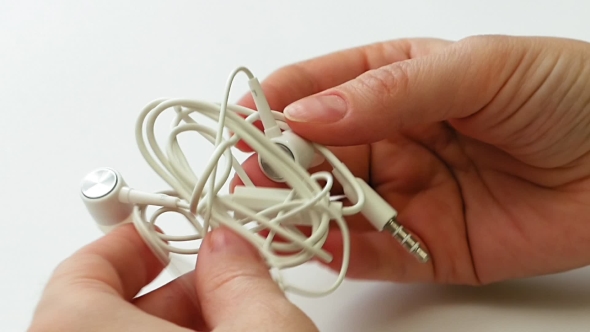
[383,217,430,263]
[333,174,432,264]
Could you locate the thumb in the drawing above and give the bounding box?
[283,35,526,145]
[195,227,317,331]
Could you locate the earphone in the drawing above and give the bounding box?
[80,66,429,297]
[256,129,325,182]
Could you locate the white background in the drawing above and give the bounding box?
[2,1,590,331]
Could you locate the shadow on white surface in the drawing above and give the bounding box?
[288,265,590,331]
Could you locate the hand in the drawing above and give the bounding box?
[236,35,590,285]
[28,225,317,331]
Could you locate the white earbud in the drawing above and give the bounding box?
[258,130,325,182]
[246,76,324,182]
[80,167,182,233]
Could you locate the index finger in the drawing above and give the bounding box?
[42,224,165,301]
[236,38,452,151]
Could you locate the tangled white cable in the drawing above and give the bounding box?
[80,66,429,298]
[134,67,359,296]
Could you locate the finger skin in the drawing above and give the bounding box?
[282,36,507,145]
[40,224,164,301]
[322,230,434,282]
[239,38,451,112]
[320,171,470,285]
[232,36,590,287]
[29,224,193,332]
[133,272,206,331]
[195,227,317,331]
[235,38,451,151]
[284,35,590,160]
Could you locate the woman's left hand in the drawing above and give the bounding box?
[28,224,317,331]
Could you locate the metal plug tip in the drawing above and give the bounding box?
[415,248,430,263]
[383,218,430,264]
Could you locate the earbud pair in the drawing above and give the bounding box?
[80,133,324,232]
[81,130,325,232]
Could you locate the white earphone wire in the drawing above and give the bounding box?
[130,67,364,296]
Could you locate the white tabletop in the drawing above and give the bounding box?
[2,1,589,331]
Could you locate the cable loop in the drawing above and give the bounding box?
[129,67,363,296]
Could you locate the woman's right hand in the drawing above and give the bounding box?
[237,35,590,285]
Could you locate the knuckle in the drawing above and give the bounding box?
[263,62,321,109]
[373,62,411,95]
[361,39,411,69]
[457,35,522,69]
[30,294,99,332]
[459,34,512,49]
[270,62,319,92]
[353,61,412,108]
[257,298,305,323]
[205,266,266,295]
[268,64,298,83]
[456,34,517,64]
[204,267,310,325]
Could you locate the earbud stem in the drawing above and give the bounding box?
[248,77,281,139]
[119,187,181,208]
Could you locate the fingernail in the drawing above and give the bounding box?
[284,94,347,123]
[209,228,258,258]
